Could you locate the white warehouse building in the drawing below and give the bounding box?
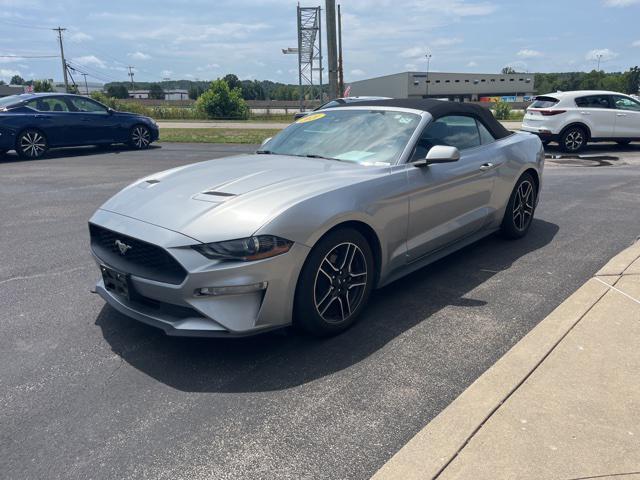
[348,71,536,103]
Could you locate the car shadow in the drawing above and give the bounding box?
[95,219,559,393]
[544,142,640,156]
[0,144,161,163]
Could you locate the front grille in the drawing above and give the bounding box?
[89,223,187,285]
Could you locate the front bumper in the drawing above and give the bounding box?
[90,209,310,337]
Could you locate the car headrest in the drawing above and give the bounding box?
[53,104,63,111]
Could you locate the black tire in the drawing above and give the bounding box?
[128,125,151,150]
[500,173,537,239]
[559,126,586,153]
[616,140,632,146]
[294,228,375,336]
[16,129,48,159]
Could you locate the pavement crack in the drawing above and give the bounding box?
[0,266,89,286]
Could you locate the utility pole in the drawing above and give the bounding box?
[325,0,339,99]
[425,52,432,97]
[81,73,89,95]
[127,66,135,89]
[53,27,69,92]
[337,4,344,96]
[596,54,603,71]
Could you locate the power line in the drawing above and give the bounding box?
[0,19,54,30]
[0,54,58,58]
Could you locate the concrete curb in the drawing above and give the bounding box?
[372,240,640,480]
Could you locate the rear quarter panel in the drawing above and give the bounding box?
[489,132,544,227]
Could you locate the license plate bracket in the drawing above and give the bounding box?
[101,264,131,300]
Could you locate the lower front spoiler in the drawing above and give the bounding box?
[96,280,281,338]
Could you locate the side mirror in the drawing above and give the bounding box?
[414,145,460,167]
[261,137,272,147]
[107,107,114,114]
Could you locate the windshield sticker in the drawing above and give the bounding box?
[296,113,326,123]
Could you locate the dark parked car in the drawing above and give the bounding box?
[293,96,391,120]
[0,93,159,159]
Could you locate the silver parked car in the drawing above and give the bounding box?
[89,99,544,337]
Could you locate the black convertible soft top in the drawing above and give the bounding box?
[339,98,512,140]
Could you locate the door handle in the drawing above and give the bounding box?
[479,163,495,171]
[34,114,51,119]
[617,113,627,117]
[580,111,591,115]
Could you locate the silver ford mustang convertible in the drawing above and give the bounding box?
[89,99,544,337]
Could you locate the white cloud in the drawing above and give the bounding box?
[517,49,542,58]
[0,68,21,81]
[632,40,640,47]
[196,63,220,72]
[431,37,463,47]
[467,61,478,67]
[67,31,92,43]
[161,69,173,78]
[400,46,429,58]
[128,51,151,60]
[585,48,618,61]
[72,55,106,68]
[603,0,639,6]
[405,63,418,70]
[350,69,366,77]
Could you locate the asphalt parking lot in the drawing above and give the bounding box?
[2,142,640,480]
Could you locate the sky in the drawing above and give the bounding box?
[1,0,639,85]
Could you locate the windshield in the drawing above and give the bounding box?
[265,109,422,165]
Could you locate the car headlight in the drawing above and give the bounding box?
[192,235,293,261]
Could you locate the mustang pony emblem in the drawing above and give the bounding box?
[114,239,132,255]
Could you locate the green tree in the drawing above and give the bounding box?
[148,83,165,99]
[0,80,5,85]
[223,74,242,91]
[623,66,640,95]
[10,74,25,85]
[196,78,248,119]
[501,66,516,74]
[33,79,53,92]
[188,84,204,100]
[494,101,512,120]
[107,84,129,99]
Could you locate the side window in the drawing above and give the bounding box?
[575,95,611,109]
[613,95,640,112]
[477,120,495,145]
[26,97,71,112]
[412,115,481,161]
[68,97,108,114]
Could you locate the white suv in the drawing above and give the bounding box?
[521,90,640,152]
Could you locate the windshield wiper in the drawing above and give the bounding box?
[256,149,272,154]
[304,154,344,162]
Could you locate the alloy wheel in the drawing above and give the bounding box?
[512,180,535,231]
[313,242,368,323]
[20,131,46,158]
[131,126,151,149]
[564,130,584,152]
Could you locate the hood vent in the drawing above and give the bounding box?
[202,191,236,197]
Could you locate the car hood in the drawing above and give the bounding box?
[99,154,386,243]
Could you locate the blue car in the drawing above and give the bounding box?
[0,93,159,159]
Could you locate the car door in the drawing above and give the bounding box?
[24,97,83,147]
[611,95,640,138]
[405,115,498,261]
[65,96,119,143]
[574,95,616,138]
